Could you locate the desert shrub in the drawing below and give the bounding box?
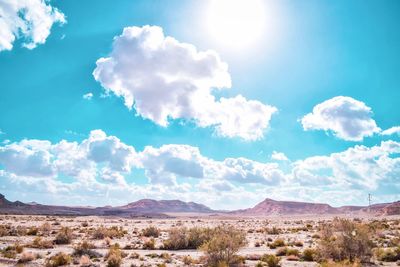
[266,227,281,235]
[269,238,285,249]
[374,247,400,262]
[45,252,72,267]
[301,248,316,261]
[18,251,36,263]
[142,226,160,237]
[93,226,126,239]
[143,238,156,249]
[163,227,214,250]
[31,236,54,248]
[54,227,73,244]
[200,226,246,266]
[260,254,280,267]
[320,259,362,267]
[182,255,195,265]
[73,240,101,258]
[275,247,287,256]
[1,246,17,259]
[294,240,303,247]
[0,225,9,236]
[40,222,52,235]
[286,248,300,256]
[26,226,38,236]
[317,218,373,262]
[105,244,123,267]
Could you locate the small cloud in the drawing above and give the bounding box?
[271,151,289,161]
[381,126,400,136]
[60,34,66,40]
[301,96,380,141]
[83,92,93,100]
[2,140,10,145]
[0,129,4,135]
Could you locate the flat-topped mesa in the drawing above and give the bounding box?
[238,198,337,215]
[119,199,214,213]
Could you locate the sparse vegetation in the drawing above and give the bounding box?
[200,226,246,266]
[317,218,373,263]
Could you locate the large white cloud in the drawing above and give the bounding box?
[1,130,400,209]
[93,25,277,141]
[301,96,380,141]
[0,0,65,51]
[292,140,400,190]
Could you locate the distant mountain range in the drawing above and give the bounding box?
[0,193,399,217]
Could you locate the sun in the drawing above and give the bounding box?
[205,0,266,49]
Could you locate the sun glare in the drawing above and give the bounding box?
[206,0,266,49]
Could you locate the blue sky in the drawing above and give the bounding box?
[0,0,399,209]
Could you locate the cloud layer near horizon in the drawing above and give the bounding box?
[93,25,277,141]
[1,130,399,209]
[0,0,65,51]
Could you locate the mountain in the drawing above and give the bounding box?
[0,194,27,208]
[118,199,213,213]
[1,193,399,217]
[0,194,214,217]
[234,198,338,216]
[232,198,400,216]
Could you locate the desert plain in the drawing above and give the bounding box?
[0,213,399,267]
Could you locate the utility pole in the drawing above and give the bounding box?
[368,193,372,213]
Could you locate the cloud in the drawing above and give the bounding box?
[301,96,380,141]
[381,126,400,136]
[1,130,400,209]
[0,0,66,51]
[291,140,400,189]
[93,25,277,141]
[82,92,93,100]
[271,151,289,161]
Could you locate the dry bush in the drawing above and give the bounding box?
[320,259,362,267]
[31,236,54,249]
[143,238,156,249]
[142,226,160,237]
[374,247,400,262]
[260,254,280,267]
[163,227,214,250]
[317,218,373,263]
[40,222,52,235]
[105,244,123,267]
[45,252,72,267]
[268,238,285,249]
[301,248,316,261]
[200,226,246,266]
[54,227,73,244]
[26,226,39,236]
[93,226,126,239]
[73,240,101,258]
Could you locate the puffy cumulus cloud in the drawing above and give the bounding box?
[0,0,65,51]
[93,25,276,141]
[138,144,205,185]
[381,126,400,136]
[271,151,289,161]
[1,131,400,209]
[137,144,286,186]
[291,140,400,190]
[0,130,136,186]
[301,96,380,141]
[0,140,54,177]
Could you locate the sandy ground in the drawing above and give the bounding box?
[0,214,399,266]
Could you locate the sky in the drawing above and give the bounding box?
[0,0,399,210]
